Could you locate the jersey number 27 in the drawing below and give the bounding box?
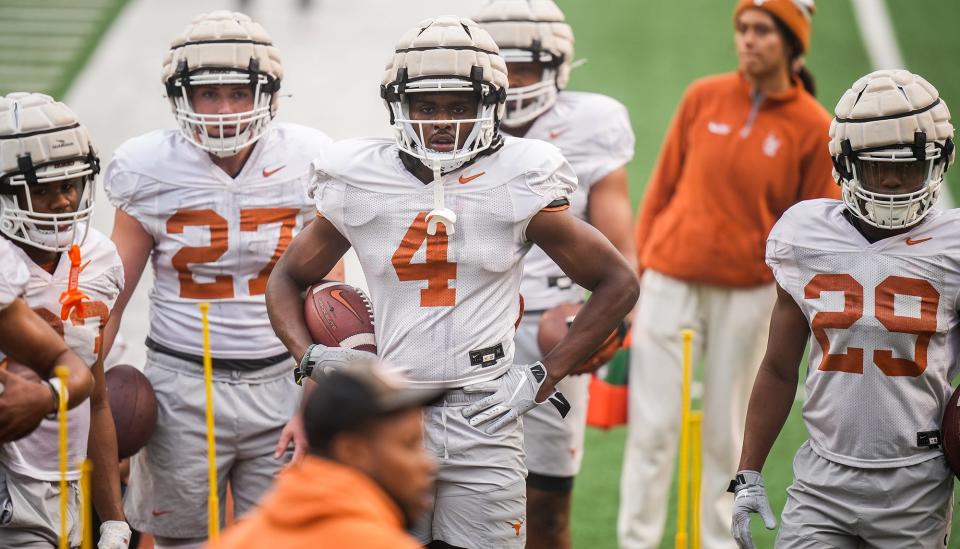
[167,208,299,300]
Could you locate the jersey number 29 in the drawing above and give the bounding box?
[805,273,938,377]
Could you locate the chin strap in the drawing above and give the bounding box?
[425,163,456,236]
[59,244,88,320]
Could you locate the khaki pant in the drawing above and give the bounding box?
[618,270,776,549]
[777,441,952,548]
[124,350,297,539]
[0,464,81,548]
[413,388,528,548]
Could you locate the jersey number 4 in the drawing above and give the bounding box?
[805,273,938,377]
[167,208,299,300]
[391,212,458,307]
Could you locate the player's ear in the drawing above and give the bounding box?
[329,431,375,470]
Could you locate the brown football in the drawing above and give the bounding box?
[537,302,629,375]
[105,365,158,459]
[304,281,376,354]
[537,302,581,357]
[942,385,960,478]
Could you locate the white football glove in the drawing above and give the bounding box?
[294,344,377,385]
[98,520,131,549]
[730,470,777,549]
[461,362,570,434]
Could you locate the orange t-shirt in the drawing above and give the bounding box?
[635,71,839,287]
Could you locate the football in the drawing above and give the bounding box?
[537,302,581,357]
[537,302,629,375]
[105,364,158,459]
[304,281,376,354]
[942,385,960,478]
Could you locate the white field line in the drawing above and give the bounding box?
[849,0,953,209]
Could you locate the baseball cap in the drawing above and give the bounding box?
[303,360,444,451]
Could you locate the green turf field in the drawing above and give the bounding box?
[561,1,960,547]
[0,0,129,98]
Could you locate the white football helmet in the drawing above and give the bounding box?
[830,69,954,230]
[162,11,283,157]
[0,93,98,252]
[474,0,574,127]
[381,16,509,175]
[381,16,509,236]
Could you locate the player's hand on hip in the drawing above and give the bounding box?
[294,344,376,385]
[461,362,570,435]
[730,470,777,549]
[275,413,307,464]
[98,520,132,548]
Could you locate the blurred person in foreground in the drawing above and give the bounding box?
[207,361,440,549]
[619,1,838,547]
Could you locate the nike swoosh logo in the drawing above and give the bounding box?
[262,165,287,178]
[458,171,485,184]
[151,510,171,517]
[330,289,363,321]
[549,128,568,140]
[906,237,932,246]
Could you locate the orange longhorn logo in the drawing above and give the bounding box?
[506,519,525,537]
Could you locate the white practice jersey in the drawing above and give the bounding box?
[314,137,577,388]
[767,199,960,468]
[519,91,634,310]
[104,123,331,359]
[0,237,28,309]
[0,228,123,481]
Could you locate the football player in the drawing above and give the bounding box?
[0,93,129,548]
[101,12,333,549]
[265,16,638,549]
[0,236,93,443]
[474,2,637,547]
[731,69,956,548]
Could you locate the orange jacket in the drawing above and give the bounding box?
[207,457,421,549]
[635,71,838,287]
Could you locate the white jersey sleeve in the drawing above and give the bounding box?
[0,238,28,309]
[314,137,575,388]
[0,228,123,482]
[767,199,960,468]
[520,91,634,310]
[104,124,331,360]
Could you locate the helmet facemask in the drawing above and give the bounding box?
[167,66,277,158]
[500,48,561,127]
[0,154,98,252]
[836,136,952,229]
[388,77,500,174]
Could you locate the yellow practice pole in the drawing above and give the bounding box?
[199,303,220,540]
[690,410,703,549]
[55,365,69,549]
[674,329,694,549]
[80,459,93,549]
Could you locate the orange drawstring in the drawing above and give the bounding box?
[59,244,88,320]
